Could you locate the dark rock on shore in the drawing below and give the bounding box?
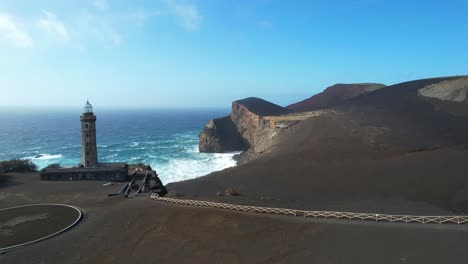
[199,116,249,153]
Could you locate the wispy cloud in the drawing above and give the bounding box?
[38,10,69,41]
[0,14,34,48]
[130,9,165,26]
[166,0,201,31]
[92,0,109,11]
[76,12,122,46]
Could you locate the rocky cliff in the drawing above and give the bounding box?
[199,85,388,160]
[198,116,249,153]
[199,97,291,156]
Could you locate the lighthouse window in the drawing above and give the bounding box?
[86,133,89,138]
[86,142,89,147]
[85,124,89,129]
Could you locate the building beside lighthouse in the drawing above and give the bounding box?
[40,101,129,181]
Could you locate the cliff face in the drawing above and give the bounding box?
[198,116,249,153]
[199,98,291,156]
[199,85,387,159]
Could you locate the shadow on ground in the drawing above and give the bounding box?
[0,174,22,189]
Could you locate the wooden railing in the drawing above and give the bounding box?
[151,195,468,225]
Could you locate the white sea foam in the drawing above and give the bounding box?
[24,154,63,160]
[154,149,240,184]
[131,142,140,147]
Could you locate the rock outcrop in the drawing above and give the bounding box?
[287,83,385,112]
[418,76,468,102]
[199,97,291,155]
[198,116,249,153]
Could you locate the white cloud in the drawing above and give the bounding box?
[0,14,34,48]
[130,10,165,26]
[38,10,69,41]
[166,0,201,31]
[92,0,109,11]
[75,13,122,46]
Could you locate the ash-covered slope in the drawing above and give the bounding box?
[175,76,468,214]
[234,97,292,116]
[287,83,385,112]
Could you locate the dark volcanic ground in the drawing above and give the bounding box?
[0,204,80,249]
[3,76,468,263]
[1,173,468,264]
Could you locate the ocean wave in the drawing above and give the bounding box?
[131,142,140,147]
[20,150,39,154]
[60,145,80,149]
[154,151,240,184]
[28,147,42,150]
[23,154,64,160]
[186,145,199,153]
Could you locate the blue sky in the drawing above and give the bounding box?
[0,0,467,108]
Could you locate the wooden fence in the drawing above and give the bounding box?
[151,195,468,225]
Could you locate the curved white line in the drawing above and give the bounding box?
[0,203,83,252]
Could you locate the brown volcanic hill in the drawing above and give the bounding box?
[234,97,292,116]
[172,76,468,214]
[287,83,385,112]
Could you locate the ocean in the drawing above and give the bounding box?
[0,108,238,184]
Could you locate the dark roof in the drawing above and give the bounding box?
[41,163,128,174]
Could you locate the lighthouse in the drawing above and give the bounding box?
[40,100,167,197]
[80,101,98,167]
